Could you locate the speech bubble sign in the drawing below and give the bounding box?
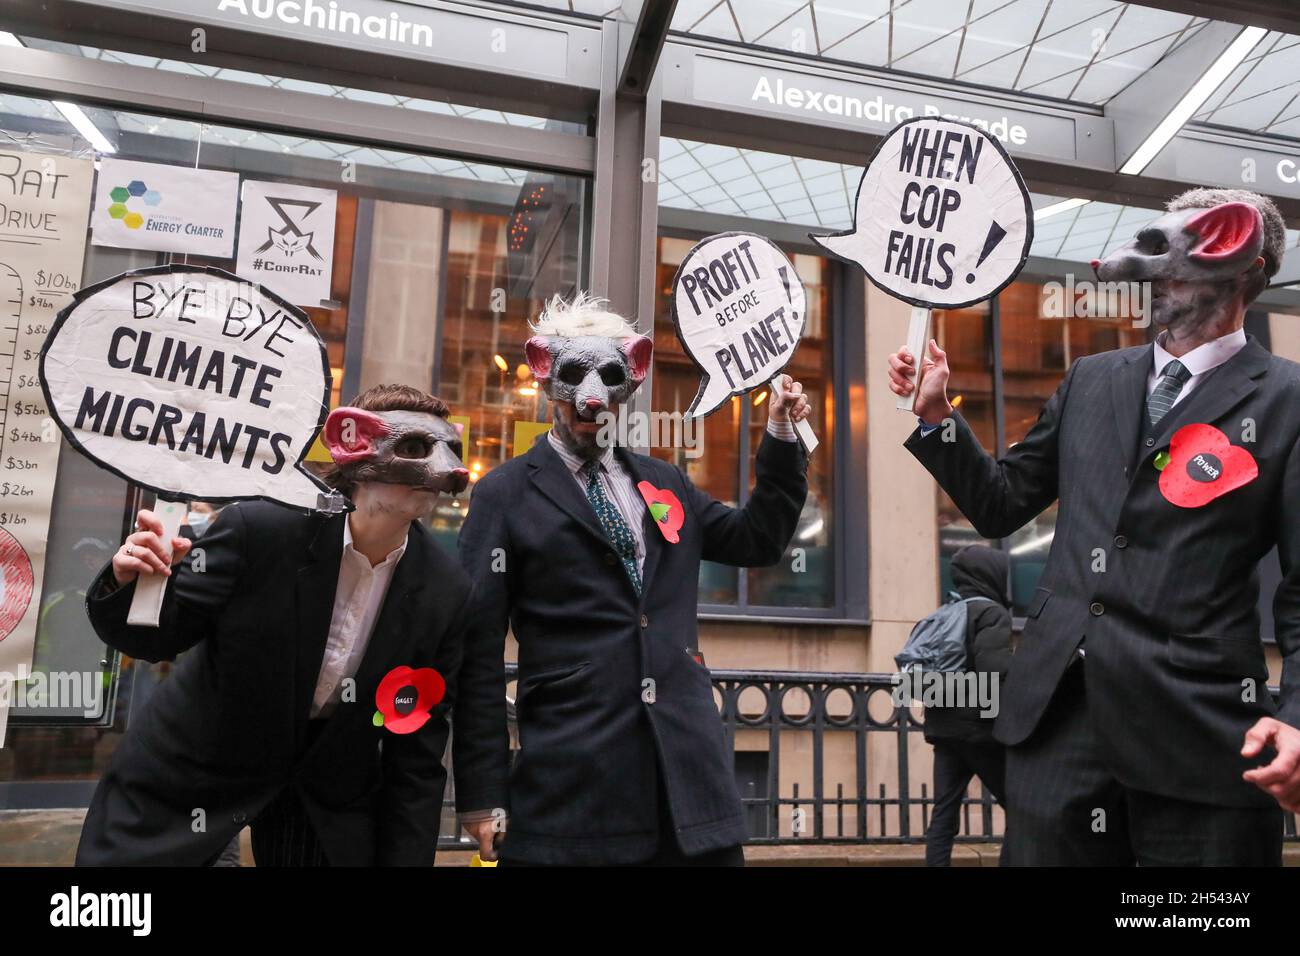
[40,264,341,513]
[671,232,808,418]
[813,116,1032,310]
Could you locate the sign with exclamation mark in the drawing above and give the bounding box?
[811,116,1033,310]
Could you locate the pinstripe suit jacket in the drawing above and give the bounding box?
[907,336,1300,808]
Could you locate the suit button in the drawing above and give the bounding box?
[232,811,247,824]
[640,614,649,628]
[1145,437,1155,447]
[1113,535,1127,549]
[605,553,617,566]
[1089,602,1104,616]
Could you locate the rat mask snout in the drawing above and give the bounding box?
[324,407,469,496]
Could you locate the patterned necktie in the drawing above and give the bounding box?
[582,460,642,595]
[1147,358,1192,427]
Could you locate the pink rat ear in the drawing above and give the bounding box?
[451,421,464,437]
[525,336,553,380]
[622,335,653,382]
[323,406,390,464]
[1186,202,1265,266]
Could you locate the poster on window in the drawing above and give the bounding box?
[91,158,238,258]
[236,180,337,308]
[0,147,95,746]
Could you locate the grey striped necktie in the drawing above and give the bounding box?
[1147,358,1191,427]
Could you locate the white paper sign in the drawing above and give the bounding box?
[40,265,343,513]
[0,148,94,745]
[813,117,1032,309]
[671,232,807,418]
[91,159,238,258]
[237,180,337,307]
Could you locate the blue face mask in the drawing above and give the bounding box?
[186,512,211,536]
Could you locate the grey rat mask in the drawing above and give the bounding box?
[1093,201,1265,284]
[324,407,469,495]
[1092,201,1268,331]
[525,333,653,454]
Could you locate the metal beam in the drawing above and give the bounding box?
[0,0,603,117]
[0,45,596,176]
[1105,20,1246,173]
[588,18,662,451]
[617,0,678,97]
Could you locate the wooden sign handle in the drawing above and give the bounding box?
[126,499,186,628]
[896,306,933,413]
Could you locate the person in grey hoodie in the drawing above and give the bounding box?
[923,544,1014,866]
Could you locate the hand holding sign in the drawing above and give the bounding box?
[40,264,343,625]
[671,232,817,453]
[812,117,1031,412]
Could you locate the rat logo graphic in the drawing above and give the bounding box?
[637,481,684,543]
[1156,423,1258,508]
[373,666,445,734]
[254,196,325,261]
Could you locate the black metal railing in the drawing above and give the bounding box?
[439,667,1298,848]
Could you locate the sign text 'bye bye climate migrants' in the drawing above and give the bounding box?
[40,265,338,512]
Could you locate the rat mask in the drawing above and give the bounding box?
[526,333,653,458]
[1093,201,1267,331]
[323,407,469,495]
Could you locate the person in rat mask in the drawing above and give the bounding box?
[77,384,498,866]
[456,292,810,866]
[890,188,1300,865]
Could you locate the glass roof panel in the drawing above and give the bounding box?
[671,1,1207,106]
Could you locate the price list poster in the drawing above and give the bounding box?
[0,148,94,743]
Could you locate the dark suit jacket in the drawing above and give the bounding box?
[907,337,1300,808]
[76,500,473,866]
[456,433,807,864]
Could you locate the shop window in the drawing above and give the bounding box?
[653,236,839,614]
[0,93,585,795]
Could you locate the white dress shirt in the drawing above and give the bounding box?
[310,516,407,718]
[1148,327,1247,406]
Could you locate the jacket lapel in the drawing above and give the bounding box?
[1145,337,1271,456]
[295,513,346,745]
[527,436,611,549]
[617,448,664,597]
[1111,345,1152,472]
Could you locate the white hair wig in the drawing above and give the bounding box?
[529,291,640,338]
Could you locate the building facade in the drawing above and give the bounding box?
[2,0,1299,854]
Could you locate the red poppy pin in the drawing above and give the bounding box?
[1156,423,1258,509]
[373,666,445,734]
[638,481,684,543]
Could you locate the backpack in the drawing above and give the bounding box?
[895,593,996,673]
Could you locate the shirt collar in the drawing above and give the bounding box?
[343,513,407,568]
[547,428,615,477]
[1153,327,1247,379]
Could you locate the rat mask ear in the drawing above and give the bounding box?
[621,335,653,382]
[1186,202,1265,268]
[323,406,390,464]
[525,336,553,380]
